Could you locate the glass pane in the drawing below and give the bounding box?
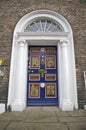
[24,19,64,32]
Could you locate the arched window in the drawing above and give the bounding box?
[24,19,64,32]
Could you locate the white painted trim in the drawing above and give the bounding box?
[0,104,5,114]
[17,32,69,36]
[7,10,78,111]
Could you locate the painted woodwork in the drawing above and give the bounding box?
[27,46,58,106]
[45,74,56,81]
[45,56,56,69]
[29,74,40,81]
[30,56,40,69]
[46,48,56,54]
[29,83,40,98]
[45,83,56,98]
[30,48,40,54]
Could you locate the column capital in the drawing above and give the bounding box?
[18,40,26,47]
[60,40,68,47]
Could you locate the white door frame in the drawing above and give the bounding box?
[7,10,78,111]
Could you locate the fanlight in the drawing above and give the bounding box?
[24,19,64,32]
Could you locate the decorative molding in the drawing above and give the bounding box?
[17,32,69,37]
[45,83,56,98]
[45,74,56,81]
[29,83,40,98]
[45,56,56,69]
[60,40,68,47]
[18,40,26,47]
[29,74,40,81]
[30,56,40,69]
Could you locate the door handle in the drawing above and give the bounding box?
[41,83,45,88]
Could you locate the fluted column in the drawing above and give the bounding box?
[12,40,26,111]
[61,41,73,111]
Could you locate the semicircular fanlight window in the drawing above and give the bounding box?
[24,19,64,32]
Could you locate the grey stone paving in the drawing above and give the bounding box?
[0,107,86,130]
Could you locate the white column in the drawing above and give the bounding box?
[12,40,26,111]
[61,41,73,111]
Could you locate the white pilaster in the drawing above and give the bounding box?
[61,41,73,111]
[12,40,26,111]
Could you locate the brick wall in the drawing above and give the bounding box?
[0,0,86,108]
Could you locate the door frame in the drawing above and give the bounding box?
[7,10,78,111]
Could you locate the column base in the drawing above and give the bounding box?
[11,99,25,111]
[61,100,73,111]
[74,103,78,109]
[0,103,5,114]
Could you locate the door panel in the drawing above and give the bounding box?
[29,83,40,98]
[27,46,58,106]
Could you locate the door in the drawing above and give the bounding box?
[27,46,58,106]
